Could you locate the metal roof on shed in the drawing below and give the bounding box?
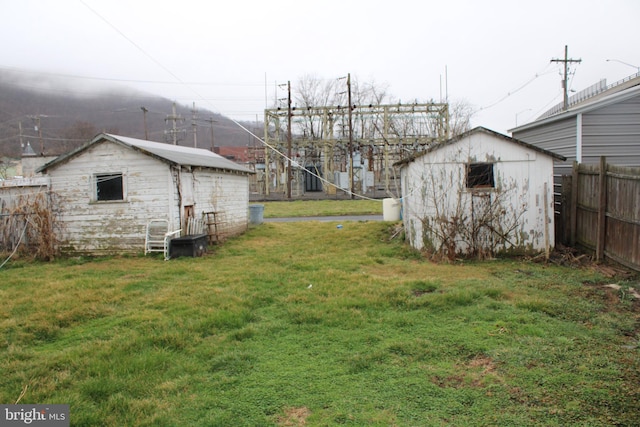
[394,126,566,167]
[37,133,253,174]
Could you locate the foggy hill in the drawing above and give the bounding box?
[0,68,262,158]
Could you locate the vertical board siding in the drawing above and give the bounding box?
[190,169,249,238]
[514,89,640,270]
[0,177,51,251]
[564,161,640,271]
[401,132,556,255]
[604,165,640,269]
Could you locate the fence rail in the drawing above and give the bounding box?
[559,157,640,272]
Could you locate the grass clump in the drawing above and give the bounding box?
[0,221,638,426]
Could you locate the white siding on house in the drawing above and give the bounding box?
[188,169,249,237]
[36,134,252,255]
[0,177,51,203]
[48,140,176,253]
[401,131,555,256]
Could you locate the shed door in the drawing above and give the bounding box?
[181,172,194,205]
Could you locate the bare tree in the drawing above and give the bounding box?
[448,99,475,137]
[0,158,10,179]
[64,121,97,141]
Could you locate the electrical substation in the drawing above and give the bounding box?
[251,99,450,200]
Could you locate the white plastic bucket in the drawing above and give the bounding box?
[382,198,401,221]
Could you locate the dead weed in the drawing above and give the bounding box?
[277,406,311,427]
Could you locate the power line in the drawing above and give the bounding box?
[478,63,556,111]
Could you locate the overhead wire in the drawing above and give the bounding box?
[476,63,557,112]
[16,3,568,203]
[78,0,381,201]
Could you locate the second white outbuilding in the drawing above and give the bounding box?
[395,127,565,259]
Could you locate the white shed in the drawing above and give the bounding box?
[395,127,565,259]
[37,133,253,255]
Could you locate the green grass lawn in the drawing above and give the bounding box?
[260,199,383,218]
[1,221,639,426]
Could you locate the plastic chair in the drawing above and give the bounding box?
[144,219,181,260]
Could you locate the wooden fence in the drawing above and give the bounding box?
[559,157,640,272]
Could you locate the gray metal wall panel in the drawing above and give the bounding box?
[514,117,577,176]
[513,117,576,150]
[515,94,640,169]
[581,94,640,167]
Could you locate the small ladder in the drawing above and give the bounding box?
[204,211,224,244]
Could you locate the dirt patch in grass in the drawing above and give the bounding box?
[432,356,500,389]
[581,280,640,312]
[534,244,636,279]
[277,407,311,426]
[412,289,436,297]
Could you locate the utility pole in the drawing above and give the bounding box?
[165,102,184,145]
[29,115,44,155]
[347,73,354,199]
[287,80,292,199]
[206,118,216,152]
[141,107,149,140]
[18,121,24,152]
[191,102,198,148]
[551,45,581,111]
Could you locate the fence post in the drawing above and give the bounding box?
[561,174,572,245]
[596,156,607,261]
[570,161,578,246]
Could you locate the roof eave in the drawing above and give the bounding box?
[510,83,640,133]
[36,133,107,173]
[394,126,566,167]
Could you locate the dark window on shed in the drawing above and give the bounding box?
[96,173,124,201]
[466,163,494,189]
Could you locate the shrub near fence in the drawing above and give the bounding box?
[0,191,60,261]
[561,157,640,272]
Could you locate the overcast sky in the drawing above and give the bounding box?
[2,0,639,136]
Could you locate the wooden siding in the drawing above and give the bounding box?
[0,177,51,252]
[47,140,249,254]
[515,94,640,237]
[48,141,176,253]
[562,160,640,272]
[401,131,556,255]
[188,169,249,238]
